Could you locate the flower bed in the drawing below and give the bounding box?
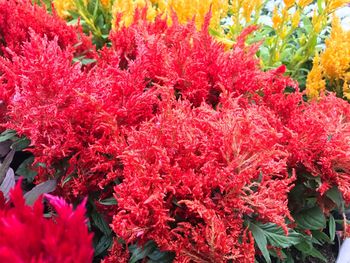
[0,0,349,262]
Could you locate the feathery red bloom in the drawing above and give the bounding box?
[111,99,292,261]
[0,0,94,58]
[286,93,350,203]
[106,13,296,108]
[0,181,93,263]
[0,32,124,198]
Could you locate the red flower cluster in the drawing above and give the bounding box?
[286,94,350,202]
[1,4,350,262]
[0,31,124,198]
[0,182,93,262]
[0,0,93,58]
[113,99,293,262]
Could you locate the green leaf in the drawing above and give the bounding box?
[283,250,295,263]
[67,18,79,25]
[258,46,270,64]
[95,14,104,30]
[249,222,271,263]
[294,206,326,230]
[148,250,175,263]
[61,174,74,187]
[317,0,324,13]
[329,214,336,241]
[0,168,15,200]
[91,211,112,235]
[11,137,30,151]
[311,230,330,245]
[307,246,327,262]
[257,223,303,248]
[80,58,97,65]
[0,130,17,142]
[24,179,57,205]
[94,235,113,256]
[295,241,313,254]
[99,196,117,206]
[0,150,15,184]
[208,28,222,38]
[16,156,37,183]
[326,187,343,208]
[129,241,157,263]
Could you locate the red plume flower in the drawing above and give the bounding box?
[0,181,94,263]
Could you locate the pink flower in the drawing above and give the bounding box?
[0,181,94,263]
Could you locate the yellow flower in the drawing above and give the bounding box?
[284,0,295,8]
[111,0,229,30]
[311,10,323,33]
[166,0,229,30]
[320,16,350,81]
[306,53,326,98]
[328,0,349,12]
[100,0,111,9]
[291,9,300,28]
[53,0,76,18]
[112,0,161,28]
[241,0,263,22]
[343,79,350,100]
[297,0,313,7]
[308,16,350,98]
[272,7,282,29]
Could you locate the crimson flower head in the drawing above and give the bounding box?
[0,181,94,263]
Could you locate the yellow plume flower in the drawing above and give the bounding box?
[297,0,313,7]
[320,16,350,81]
[111,0,229,30]
[284,0,295,8]
[165,0,229,30]
[343,77,350,100]
[112,0,161,28]
[328,0,350,12]
[272,7,282,29]
[306,53,326,98]
[291,9,300,28]
[240,0,263,22]
[100,0,111,9]
[53,0,76,18]
[307,16,350,98]
[311,10,323,33]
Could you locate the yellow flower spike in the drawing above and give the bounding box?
[284,0,295,8]
[53,0,76,18]
[297,0,313,7]
[328,0,349,12]
[291,9,300,28]
[311,10,323,33]
[343,80,350,100]
[306,53,326,98]
[100,0,111,9]
[320,16,350,81]
[272,7,282,29]
[242,0,256,22]
[111,0,230,31]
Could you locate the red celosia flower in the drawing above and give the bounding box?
[106,12,296,108]
[286,93,350,203]
[0,0,94,58]
[111,98,292,262]
[102,240,129,263]
[0,181,94,262]
[0,31,125,199]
